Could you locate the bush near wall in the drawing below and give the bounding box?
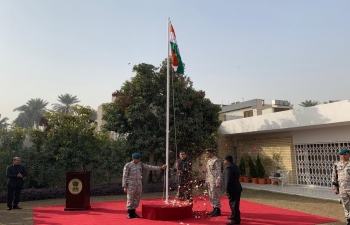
[0,183,176,203]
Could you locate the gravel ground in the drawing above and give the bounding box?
[0,189,345,225]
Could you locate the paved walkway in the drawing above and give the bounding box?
[241,183,339,201]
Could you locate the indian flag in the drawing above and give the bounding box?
[169,24,184,75]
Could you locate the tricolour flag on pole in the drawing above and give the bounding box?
[169,24,184,75]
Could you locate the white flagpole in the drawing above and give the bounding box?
[166,17,170,204]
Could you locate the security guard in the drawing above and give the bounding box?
[122,153,167,219]
[204,148,222,217]
[332,148,350,225]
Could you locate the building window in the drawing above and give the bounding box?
[244,110,253,118]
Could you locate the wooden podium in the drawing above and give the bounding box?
[64,171,91,211]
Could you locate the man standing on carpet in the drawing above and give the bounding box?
[332,148,350,225]
[6,157,27,210]
[122,153,167,219]
[174,150,193,203]
[204,148,222,217]
[224,155,242,225]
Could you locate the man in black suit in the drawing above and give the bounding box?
[224,155,242,225]
[6,157,27,210]
[174,150,192,202]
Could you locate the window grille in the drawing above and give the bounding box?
[294,143,350,187]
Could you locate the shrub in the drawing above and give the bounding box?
[247,155,257,178]
[238,156,246,176]
[0,183,168,203]
[255,154,265,178]
[261,155,273,177]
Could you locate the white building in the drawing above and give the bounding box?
[218,99,350,187]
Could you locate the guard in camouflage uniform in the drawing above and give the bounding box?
[122,153,167,219]
[204,148,222,217]
[332,148,350,225]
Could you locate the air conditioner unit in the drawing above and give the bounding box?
[272,100,279,105]
[272,100,286,105]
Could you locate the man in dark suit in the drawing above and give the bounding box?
[224,155,242,225]
[6,157,27,210]
[174,150,192,202]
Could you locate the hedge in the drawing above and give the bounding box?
[0,183,178,203]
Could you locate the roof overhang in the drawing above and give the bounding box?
[220,100,350,135]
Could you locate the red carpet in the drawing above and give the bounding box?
[33,196,338,225]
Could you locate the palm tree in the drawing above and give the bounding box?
[0,114,9,129]
[299,100,320,107]
[13,98,49,128]
[52,94,80,113]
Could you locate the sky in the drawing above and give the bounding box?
[1,0,349,122]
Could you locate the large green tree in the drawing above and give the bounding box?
[52,93,80,114]
[38,105,101,172]
[13,98,49,128]
[26,127,63,188]
[26,105,122,187]
[103,59,222,181]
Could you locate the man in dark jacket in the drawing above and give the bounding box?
[6,157,27,210]
[224,155,242,225]
[174,150,192,202]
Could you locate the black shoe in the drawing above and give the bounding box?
[13,205,22,209]
[133,209,140,218]
[226,220,240,225]
[209,208,221,217]
[206,208,215,215]
[7,207,12,210]
[127,209,135,219]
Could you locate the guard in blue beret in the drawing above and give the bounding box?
[332,148,350,225]
[122,152,167,219]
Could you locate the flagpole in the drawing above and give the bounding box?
[166,17,170,204]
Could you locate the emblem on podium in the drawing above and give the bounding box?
[68,178,83,195]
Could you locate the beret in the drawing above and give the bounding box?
[132,153,142,159]
[339,149,350,155]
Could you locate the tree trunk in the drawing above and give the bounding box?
[143,149,155,189]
